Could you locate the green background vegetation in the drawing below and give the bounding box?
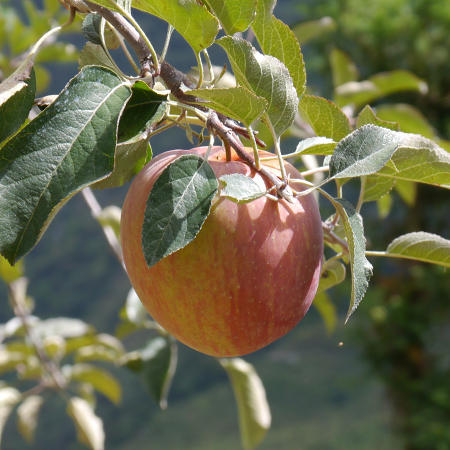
[1,0,449,449]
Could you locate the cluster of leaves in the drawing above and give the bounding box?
[0,0,450,449]
[0,253,271,450]
[0,0,80,93]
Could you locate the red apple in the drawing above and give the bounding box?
[120,146,323,357]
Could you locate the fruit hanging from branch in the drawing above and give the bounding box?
[120,146,324,357]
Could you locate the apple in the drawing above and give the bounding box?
[120,146,323,357]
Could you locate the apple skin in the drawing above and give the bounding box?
[121,146,323,357]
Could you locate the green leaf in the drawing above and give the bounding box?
[125,288,149,325]
[363,176,396,202]
[299,95,352,142]
[291,17,337,45]
[74,345,120,364]
[33,318,93,339]
[317,260,346,294]
[92,137,152,190]
[96,205,122,239]
[117,81,167,143]
[220,358,271,450]
[70,363,122,405]
[82,13,102,46]
[376,193,393,219]
[67,397,104,450]
[0,66,36,145]
[79,42,117,72]
[219,174,266,204]
[329,125,401,179]
[335,70,428,108]
[357,105,399,131]
[393,179,417,206]
[0,387,21,444]
[252,0,306,99]
[202,0,257,35]
[322,196,373,321]
[142,154,218,268]
[120,337,177,409]
[131,0,219,53]
[376,136,450,189]
[385,232,450,268]
[17,395,44,443]
[375,104,434,139]
[0,255,24,284]
[0,351,30,375]
[218,36,298,138]
[293,136,336,156]
[0,65,132,265]
[313,292,337,335]
[188,87,267,127]
[329,48,358,89]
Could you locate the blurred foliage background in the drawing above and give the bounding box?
[0,0,449,449]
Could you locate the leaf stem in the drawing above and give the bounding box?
[247,125,261,170]
[160,25,174,63]
[106,0,160,75]
[195,52,204,89]
[265,119,288,182]
[356,176,367,213]
[203,49,215,83]
[113,28,140,74]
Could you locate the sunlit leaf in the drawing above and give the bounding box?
[131,0,219,53]
[317,259,346,294]
[363,176,396,202]
[335,70,428,108]
[70,363,122,405]
[202,0,257,35]
[375,104,435,139]
[67,397,104,450]
[357,105,399,131]
[188,87,267,127]
[393,179,417,206]
[0,255,24,285]
[125,288,149,325]
[252,0,306,99]
[329,48,358,89]
[299,95,352,142]
[220,358,271,450]
[293,136,336,156]
[218,36,298,138]
[385,232,450,268]
[219,174,266,204]
[17,395,44,443]
[33,318,93,339]
[0,387,21,444]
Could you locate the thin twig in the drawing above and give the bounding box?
[81,188,124,266]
